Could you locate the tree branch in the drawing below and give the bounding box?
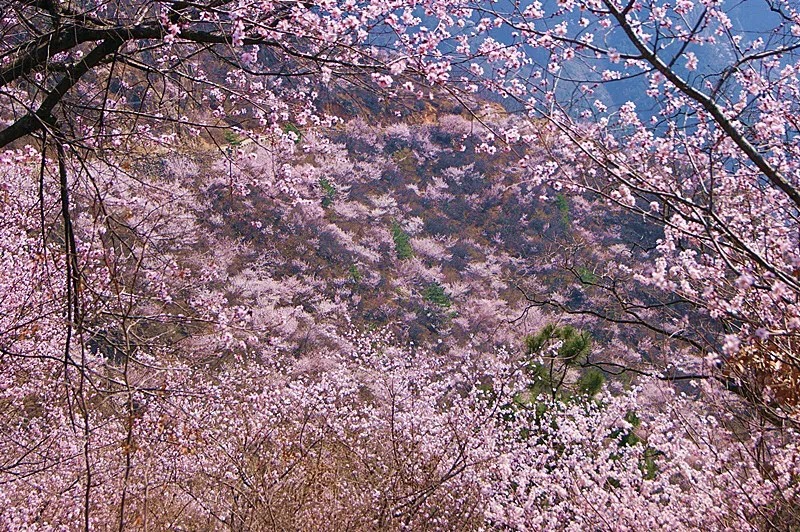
[602,0,800,210]
[0,37,124,147]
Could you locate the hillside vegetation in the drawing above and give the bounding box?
[2,0,800,528]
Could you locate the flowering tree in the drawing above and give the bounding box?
[0,0,491,150]
[460,0,800,419]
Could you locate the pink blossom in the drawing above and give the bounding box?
[684,52,698,71]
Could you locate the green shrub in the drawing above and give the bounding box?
[391,221,413,259]
[224,130,243,146]
[555,193,569,226]
[523,324,601,400]
[320,178,336,208]
[349,264,362,283]
[392,147,418,174]
[423,282,451,308]
[283,122,302,143]
[576,266,598,284]
[525,324,592,363]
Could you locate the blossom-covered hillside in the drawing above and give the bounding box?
[2,99,798,529]
[3,0,800,527]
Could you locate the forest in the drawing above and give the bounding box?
[1,0,800,529]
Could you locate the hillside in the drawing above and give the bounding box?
[3,0,800,525]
